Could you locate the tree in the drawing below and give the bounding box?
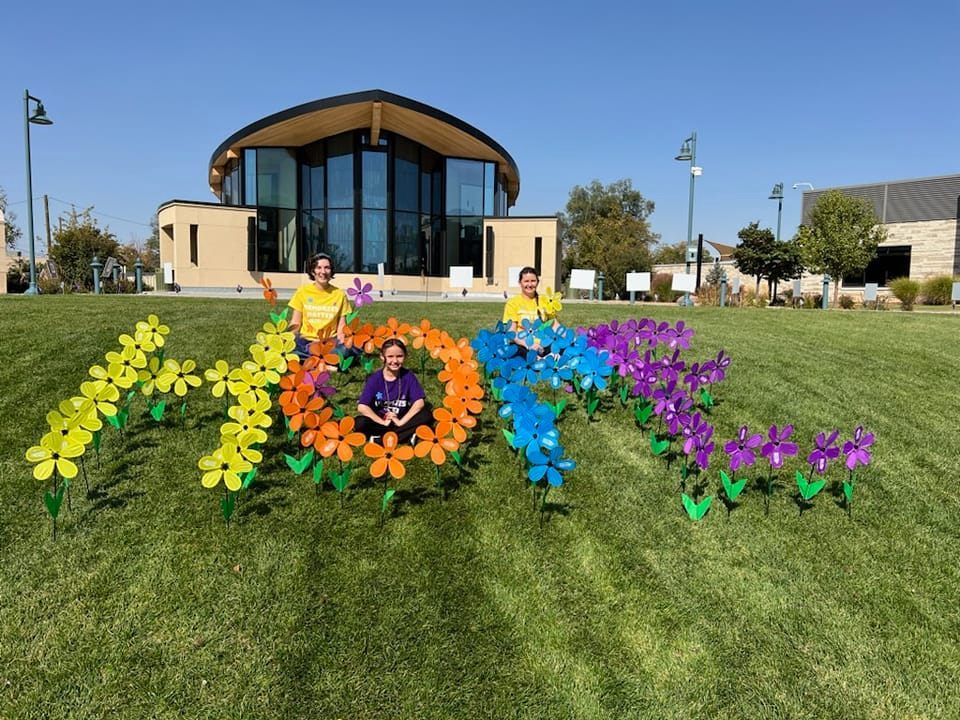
[50,210,119,290]
[795,190,887,306]
[144,215,160,271]
[559,179,659,298]
[732,222,804,301]
[652,241,687,265]
[732,222,775,294]
[0,186,23,250]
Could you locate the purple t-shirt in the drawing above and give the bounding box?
[358,368,426,419]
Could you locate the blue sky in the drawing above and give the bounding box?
[2,0,957,253]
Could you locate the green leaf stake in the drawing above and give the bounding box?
[650,433,669,456]
[241,467,258,490]
[618,383,629,406]
[312,460,325,491]
[269,307,289,325]
[720,469,747,504]
[843,472,856,516]
[380,488,396,524]
[551,398,568,418]
[699,388,715,411]
[682,493,712,521]
[633,400,653,427]
[150,399,166,422]
[345,309,361,324]
[362,357,375,373]
[338,354,355,372]
[795,470,826,502]
[502,428,516,447]
[284,449,315,475]
[220,491,237,523]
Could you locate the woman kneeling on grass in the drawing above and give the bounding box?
[355,339,432,444]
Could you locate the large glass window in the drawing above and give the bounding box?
[301,210,324,262]
[256,149,297,209]
[223,158,241,206]
[843,246,911,287]
[446,159,484,216]
[362,210,387,272]
[301,142,325,211]
[327,134,354,210]
[394,211,420,275]
[395,138,419,212]
[362,151,387,210]
[483,163,496,216]
[327,209,354,272]
[256,208,298,272]
[243,149,257,205]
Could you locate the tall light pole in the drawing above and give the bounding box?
[23,89,53,295]
[769,182,784,242]
[674,132,700,275]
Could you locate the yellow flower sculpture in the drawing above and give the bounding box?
[242,345,286,386]
[46,407,93,447]
[230,431,263,464]
[226,367,268,397]
[539,286,563,316]
[63,397,104,431]
[204,360,231,398]
[137,357,163,396]
[156,359,202,397]
[26,433,85,480]
[105,345,146,387]
[77,381,119,417]
[89,362,134,391]
[221,392,272,443]
[118,331,155,365]
[135,314,170,348]
[198,443,252,492]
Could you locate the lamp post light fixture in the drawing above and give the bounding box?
[675,131,699,306]
[769,182,784,242]
[23,89,53,295]
[792,182,814,191]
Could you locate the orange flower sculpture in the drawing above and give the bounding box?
[260,277,277,306]
[282,389,328,432]
[414,425,460,465]
[433,407,476,444]
[364,431,414,479]
[316,417,366,462]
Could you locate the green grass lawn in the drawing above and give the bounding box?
[1,296,958,719]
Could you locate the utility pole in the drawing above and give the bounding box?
[44,194,52,254]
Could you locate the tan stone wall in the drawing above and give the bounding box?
[482,217,560,292]
[157,202,561,294]
[882,219,958,280]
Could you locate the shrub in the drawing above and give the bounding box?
[889,277,920,310]
[839,294,855,310]
[741,287,768,308]
[651,273,680,303]
[920,275,954,305]
[802,294,822,309]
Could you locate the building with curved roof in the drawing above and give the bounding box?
[158,90,558,293]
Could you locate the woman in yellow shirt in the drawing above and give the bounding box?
[502,266,559,350]
[288,252,352,359]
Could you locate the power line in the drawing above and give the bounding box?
[5,195,153,228]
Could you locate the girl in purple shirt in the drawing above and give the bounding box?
[356,338,432,443]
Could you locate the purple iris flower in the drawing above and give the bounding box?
[652,380,678,416]
[807,430,840,475]
[842,425,875,470]
[694,425,715,470]
[761,424,798,470]
[681,412,708,455]
[724,425,763,472]
[346,277,374,308]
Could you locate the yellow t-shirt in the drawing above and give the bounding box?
[502,294,556,326]
[288,283,352,341]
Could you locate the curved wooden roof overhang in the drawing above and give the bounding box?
[209,89,520,208]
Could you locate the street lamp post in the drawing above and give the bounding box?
[675,132,700,305]
[769,182,784,242]
[23,89,53,295]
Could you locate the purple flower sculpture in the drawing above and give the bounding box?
[761,424,798,470]
[346,277,374,308]
[807,430,840,475]
[708,350,731,384]
[842,425,875,470]
[724,425,763,472]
